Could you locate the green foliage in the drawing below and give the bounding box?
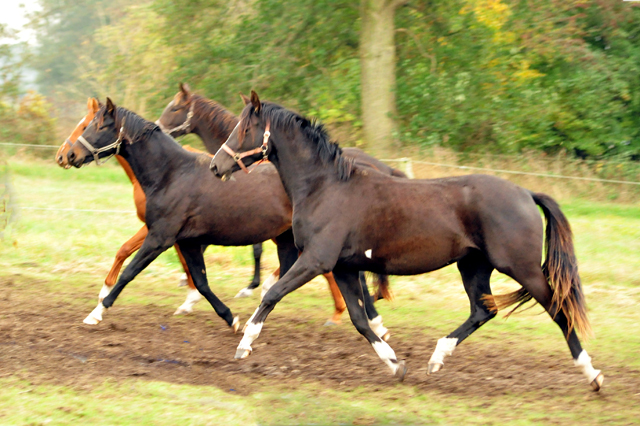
[25,0,640,158]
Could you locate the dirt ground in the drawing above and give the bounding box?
[1,277,638,401]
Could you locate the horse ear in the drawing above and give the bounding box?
[250,90,261,113]
[239,92,251,106]
[180,83,191,97]
[88,98,100,113]
[106,97,116,116]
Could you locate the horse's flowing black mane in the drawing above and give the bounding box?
[111,106,161,144]
[191,95,239,138]
[240,102,354,181]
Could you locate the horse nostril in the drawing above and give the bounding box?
[57,155,63,164]
[210,164,218,175]
[68,151,76,162]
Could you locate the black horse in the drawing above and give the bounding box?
[210,91,603,391]
[66,99,395,338]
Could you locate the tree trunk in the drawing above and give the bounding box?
[360,0,402,157]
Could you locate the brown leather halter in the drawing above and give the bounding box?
[220,122,271,173]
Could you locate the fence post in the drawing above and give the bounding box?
[400,157,415,179]
[1,162,16,241]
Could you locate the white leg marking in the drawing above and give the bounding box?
[574,350,601,384]
[98,284,113,302]
[237,321,263,353]
[365,249,372,259]
[260,271,278,301]
[83,303,107,325]
[178,273,188,287]
[173,288,203,315]
[372,340,400,374]
[234,287,254,298]
[368,315,389,341]
[428,337,458,366]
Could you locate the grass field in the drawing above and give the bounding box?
[1,156,639,425]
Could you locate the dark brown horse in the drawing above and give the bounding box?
[210,91,603,391]
[156,83,264,296]
[157,84,403,323]
[66,99,393,338]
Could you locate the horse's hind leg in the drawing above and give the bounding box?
[322,272,347,326]
[99,225,147,304]
[173,244,202,315]
[428,252,495,374]
[509,265,603,390]
[332,269,406,380]
[234,243,264,298]
[177,241,239,332]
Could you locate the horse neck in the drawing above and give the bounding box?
[119,130,190,194]
[190,99,239,154]
[270,129,334,205]
[115,155,138,185]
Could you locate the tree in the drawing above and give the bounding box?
[360,0,406,156]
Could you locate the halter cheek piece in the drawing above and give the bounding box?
[220,122,271,173]
[75,118,126,166]
[156,102,195,136]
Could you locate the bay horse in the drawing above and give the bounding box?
[155,84,265,297]
[55,98,204,317]
[209,91,604,391]
[65,99,393,337]
[156,83,404,323]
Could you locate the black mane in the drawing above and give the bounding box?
[111,106,162,145]
[240,102,354,181]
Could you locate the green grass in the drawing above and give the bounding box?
[1,156,640,425]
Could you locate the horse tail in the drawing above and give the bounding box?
[532,192,591,338]
[372,273,394,301]
[484,192,591,338]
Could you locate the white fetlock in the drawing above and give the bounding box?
[234,287,254,298]
[260,272,278,301]
[428,337,458,374]
[575,350,602,386]
[178,273,188,287]
[372,340,401,375]
[231,316,240,333]
[98,284,113,302]
[369,315,390,341]
[173,288,203,315]
[83,303,107,325]
[235,320,263,359]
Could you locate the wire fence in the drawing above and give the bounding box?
[3,140,640,203]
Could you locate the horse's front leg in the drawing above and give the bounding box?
[235,250,335,359]
[83,231,173,325]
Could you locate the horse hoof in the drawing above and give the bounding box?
[427,362,443,375]
[395,360,407,382]
[234,288,254,298]
[173,306,192,316]
[234,348,251,359]
[382,331,391,342]
[591,373,604,391]
[232,316,240,334]
[324,320,340,326]
[83,315,100,325]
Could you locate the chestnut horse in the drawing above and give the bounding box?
[210,91,603,391]
[157,84,404,324]
[66,100,395,337]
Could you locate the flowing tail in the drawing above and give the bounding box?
[371,273,394,301]
[484,192,591,338]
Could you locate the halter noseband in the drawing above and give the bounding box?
[220,122,271,174]
[157,102,195,136]
[75,118,126,166]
